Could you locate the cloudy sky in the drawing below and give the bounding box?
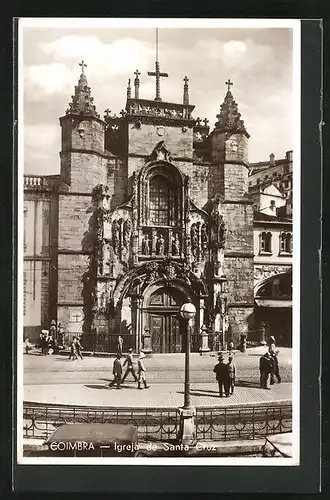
[21,20,296,175]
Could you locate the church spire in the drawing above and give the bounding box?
[215,80,249,136]
[66,61,100,118]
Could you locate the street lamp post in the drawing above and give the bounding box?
[178,298,196,445]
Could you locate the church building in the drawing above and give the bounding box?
[24,59,263,353]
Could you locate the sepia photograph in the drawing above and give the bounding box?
[18,18,300,465]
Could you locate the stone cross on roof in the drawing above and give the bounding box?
[79,60,87,73]
[225,79,233,91]
[148,61,168,101]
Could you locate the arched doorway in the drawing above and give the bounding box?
[143,286,187,353]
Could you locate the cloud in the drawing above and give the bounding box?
[40,35,153,78]
[25,63,75,98]
[24,124,60,174]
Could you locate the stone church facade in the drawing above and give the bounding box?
[24,63,258,352]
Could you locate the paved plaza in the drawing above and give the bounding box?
[23,347,292,408]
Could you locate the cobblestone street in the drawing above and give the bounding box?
[23,347,292,407]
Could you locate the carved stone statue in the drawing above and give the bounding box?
[156,234,165,256]
[142,233,151,255]
[112,220,120,255]
[211,199,227,249]
[171,234,180,256]
[123,219,132,248]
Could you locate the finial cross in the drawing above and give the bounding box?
[225,79,233,91]
[203,118,209,126]
[79,60,87,73]
[134,69,141,79]
[148,61,168,101]
[184,76,189,85]
[104,109,111,117]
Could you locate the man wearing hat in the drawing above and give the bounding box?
[137,352,150,390]
[213,353,230,397]
[121,347,138,383]
[109,353,123,389]
[268,336,281,384]
[259,352,275,389]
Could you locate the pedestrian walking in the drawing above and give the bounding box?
[109,354,123,389]
[75,336,84,360]
[117,335,123,356]
[213,354,230,397]
[137,352,150,390]
[68,337,78,360]
[259,352,275,389]
[267,336,281,383]
[121,348,138,383]
[227,356,236,395]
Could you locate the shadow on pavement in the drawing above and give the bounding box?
[176,390,219,398]
[235,380,260,388]
[84,384,109,390]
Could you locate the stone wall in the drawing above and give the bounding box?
[223,202,254,253]
[58,194,94,252]
[128,122,194,159]
[57,253,89,305]
[223,164,249,199]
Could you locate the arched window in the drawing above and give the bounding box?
[259,231,272,253]
[280,232,292,254]
[149,175,174,226]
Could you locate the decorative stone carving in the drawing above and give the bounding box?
[112,220,120,255]
[142,233,151,255]
[254,265,290,282]
[156,233,165,256]
[149,140,172,162]
[201,223,208,257]
[211,202,227,250]
[171,233,180,256]
[123,219,132,249]
[191,223,199,257]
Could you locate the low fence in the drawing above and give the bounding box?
[23,403,292,442]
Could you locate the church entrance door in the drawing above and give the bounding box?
[144,287,185,353]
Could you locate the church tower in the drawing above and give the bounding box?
[209,80,255,343]
[57,62,107,333]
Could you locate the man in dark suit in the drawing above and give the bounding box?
[259,352,275,389]
[213,354,230,397]
[109,354,123,389]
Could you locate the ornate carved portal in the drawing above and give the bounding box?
[88,167,229,346]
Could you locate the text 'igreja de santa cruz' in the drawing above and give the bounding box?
[23,51,293,353]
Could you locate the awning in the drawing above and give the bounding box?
[255,299,292,308]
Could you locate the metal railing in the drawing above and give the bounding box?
[195,405,292,441]
[23,404,179,442]
[23,402,292,442]
[63,333,137,353]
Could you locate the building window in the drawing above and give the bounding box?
[259,231,272,254]
[149,175,174,226]
[280,232,292,254]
